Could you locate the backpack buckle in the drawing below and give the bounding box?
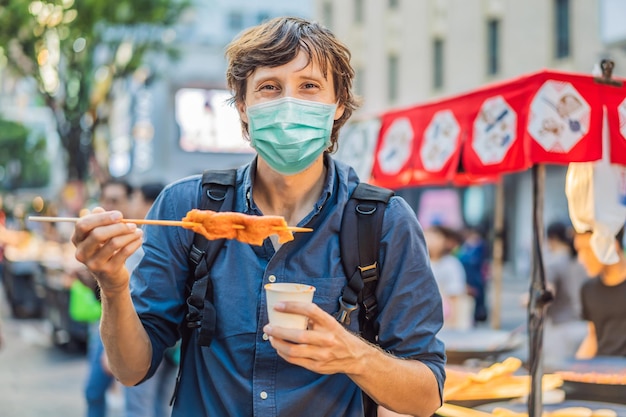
[359,262,378,283]
[335,296,358,325]
[358,262,377,272]
[189,245,205,266]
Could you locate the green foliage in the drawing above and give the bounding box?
[0,0,190,180]
[0,117,50,190]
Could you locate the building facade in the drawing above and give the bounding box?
[314,0,626,275]
[116,0,314,184]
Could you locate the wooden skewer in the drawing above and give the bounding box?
[27,216,313,233]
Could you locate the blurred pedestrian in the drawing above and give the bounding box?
[542,221,588,368]
[83,179,133,417]
[425,225,474,330]
[123,181,178,417]
[455,227,489,324]
[575,226,626,358]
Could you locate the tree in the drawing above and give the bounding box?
[0,0,189,181]
[0,117,50,190]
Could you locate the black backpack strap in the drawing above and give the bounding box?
[184,169,237,346]
[336,182,394,340]
[337,182,394,417]
[171,168,236,406]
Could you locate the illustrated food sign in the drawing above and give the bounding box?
[377,117,414,175]
[473,96,517,165]
[528,81,591,153]
[367,69,626,188]
[421,110,460,171]
[334,118,381,181]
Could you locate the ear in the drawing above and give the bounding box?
[237,100,248,124]
[334,103,345,121]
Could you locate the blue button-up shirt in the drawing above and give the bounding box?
[131,155,445,417]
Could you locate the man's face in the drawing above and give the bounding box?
[131,190,151,220]
[573,232,604,277]
[100,184,131,217]
[236,50,345,124]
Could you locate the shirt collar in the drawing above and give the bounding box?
[240,154,336,217]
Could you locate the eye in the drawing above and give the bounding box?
[302,82,320,90]
[257,83,279,92]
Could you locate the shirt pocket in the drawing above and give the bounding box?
[297,275,360,334]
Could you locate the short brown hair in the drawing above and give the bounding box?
[225,16,358,152]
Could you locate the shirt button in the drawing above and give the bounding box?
[260,391,268,400]
[262,333,269,341]
[268,275,276,283]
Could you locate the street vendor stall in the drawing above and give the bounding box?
[338,60,626,416]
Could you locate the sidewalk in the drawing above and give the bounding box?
[0,282,124,417]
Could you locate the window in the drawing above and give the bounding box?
[555,0,570,58]
[175,89,251,153]
[354,0,364,24]
[256,12,270,24]
[487,19,500,75]
[228,11,244,32]
[388,54,399,102]
[322,2,333,28]
[433,38,444,89]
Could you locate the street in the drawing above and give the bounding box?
[0,285,125,417]
[0,271,529,417]
[0,315,89,417]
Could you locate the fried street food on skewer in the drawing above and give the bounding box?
[182,209,295,246]
[29,211,310,246]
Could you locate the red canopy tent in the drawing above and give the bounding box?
[371,66,626,188]
[361,62,626,416]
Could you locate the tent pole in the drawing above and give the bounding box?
[490,179,505,330]
[527,164,553,417]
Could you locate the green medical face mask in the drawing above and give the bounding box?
[246,97,337,175]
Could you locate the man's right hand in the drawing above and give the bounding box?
[71,207,143,297]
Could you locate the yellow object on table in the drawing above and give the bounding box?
[443,357,563,402]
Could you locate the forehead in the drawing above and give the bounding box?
[101,184,128,198]
[249,50,329,81]
[424,228,444,240]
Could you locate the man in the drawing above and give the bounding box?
[72,17,445,417]
[575,227,626,359]
[131,183,165,219]
[82,179,133,417]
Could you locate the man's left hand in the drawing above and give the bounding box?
[263,302,367,376]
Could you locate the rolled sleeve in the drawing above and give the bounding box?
[375,196,446,397]
[130,176,200,379]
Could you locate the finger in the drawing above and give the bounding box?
[107,234,143,269]
[273,301,331,322]
[79,227,143,270]
[274,302,341,332]
[265,325,333,353]
[72,210,124,245]
[270,339,331,374]
[267,332,316,358]
[75,224,137,267]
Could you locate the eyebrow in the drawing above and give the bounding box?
[251,71,328,86]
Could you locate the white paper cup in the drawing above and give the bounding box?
[265,283,316,329]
